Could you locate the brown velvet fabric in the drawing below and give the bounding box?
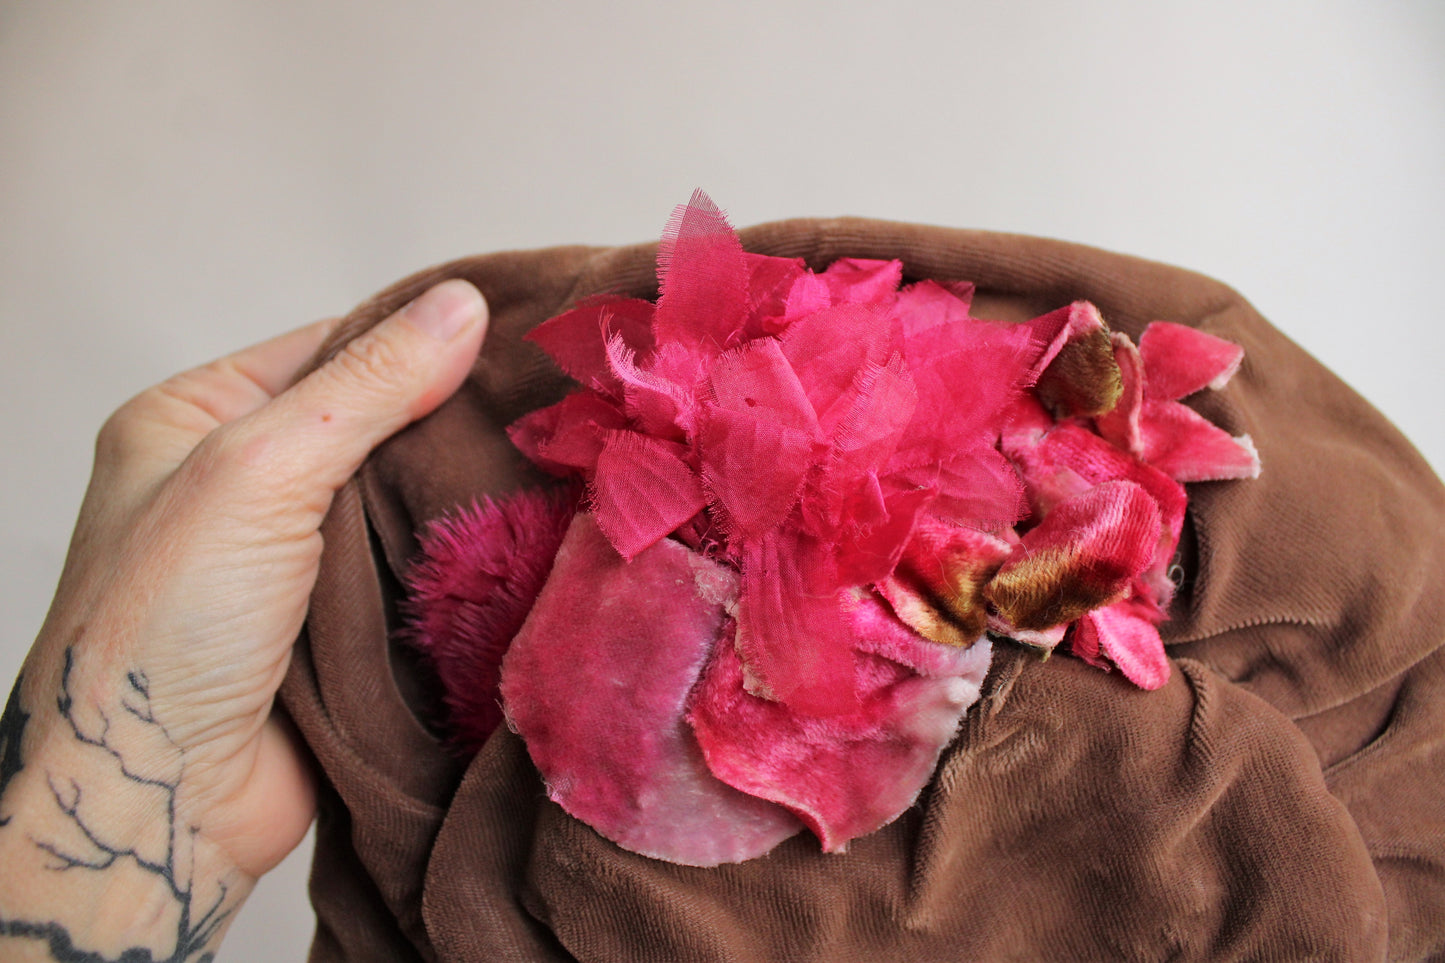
[280,219,1445,961]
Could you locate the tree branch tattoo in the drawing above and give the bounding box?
[0,673,28,827]
[0,650,233,962]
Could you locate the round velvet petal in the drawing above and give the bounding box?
[500,513,802,866]
[689,624,992,853]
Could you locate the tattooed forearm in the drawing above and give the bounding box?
[0,649,234,963]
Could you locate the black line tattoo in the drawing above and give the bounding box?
[0,649,232,963]
[0,673,28,827]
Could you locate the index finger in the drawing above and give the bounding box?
[161,316,343,427]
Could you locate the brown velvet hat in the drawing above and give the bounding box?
[280,218,1445,961]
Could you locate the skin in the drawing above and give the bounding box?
[0,280,488,962]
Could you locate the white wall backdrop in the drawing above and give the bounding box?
[2,2,1441,959]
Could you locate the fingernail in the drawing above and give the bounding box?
[402,280,484,341]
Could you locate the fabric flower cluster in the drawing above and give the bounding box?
[403,191,1259,865]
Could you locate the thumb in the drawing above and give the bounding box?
[205,279,488,513]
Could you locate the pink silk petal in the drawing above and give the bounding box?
[783,271,832,326]
[644,341,710,402]
[524,296,657,396]
[892,280,975,338]
[830,353,919,482]
[1138,321,1245,402]
[403,486,578,753]
[506,391,629,477]
[985,480,1162,631]
[1093,331,1145,456]
[590,431,706,559]
[1140,400,1262,482]
[834,486,933,588]
[899,317,1036,457]
[744,252,811,337]
[499,513,802,866]
[940,279,977,311]
[654,189,749,356]
[821,257,904,305]
[892,446,1027,529]
[697,405,813,541]
[708,337,820,437]
[603,331,694,441]
[735,529,858,714]
[688,625,991,852]
[1085,599,1172,690]
[781,302,898,436]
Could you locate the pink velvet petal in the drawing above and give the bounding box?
[1004,422,1188,590]
[986,614,1070,653]
[735,529,858,714]
[985,480,1162,632]
[402,486,579,753]
[878,520,1012,647]
[689,626,991,852]
[1022,300,1106,381]
[1067,614,1110,670]
[1140,400,1262,482]
[1093,331,1145,456]
[1138,321,1245,402]
[500,513,803,865]
[525,296,657,396]
[590,431,706,559]
[1083,599,1172,690]
[843,589,993,677]
[654,189,749,356]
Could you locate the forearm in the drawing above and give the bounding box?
[0,651,252,963]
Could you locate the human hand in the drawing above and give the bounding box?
[0,280,487,961]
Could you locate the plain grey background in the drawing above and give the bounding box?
[2,3,1442,959]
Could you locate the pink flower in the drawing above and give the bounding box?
[404,191,1260,862]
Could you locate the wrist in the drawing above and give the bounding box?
[0,654,253,962]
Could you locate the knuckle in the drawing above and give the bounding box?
[324,330,415,396]
[94,394,151,462]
